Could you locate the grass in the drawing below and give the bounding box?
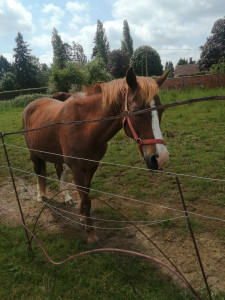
[0,88,225,298]
[0,225,196,300]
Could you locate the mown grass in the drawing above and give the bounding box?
[0,88,225,299]
[0,225,197,300]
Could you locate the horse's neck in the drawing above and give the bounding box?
[66,93,124,144]
[94,94,124,144]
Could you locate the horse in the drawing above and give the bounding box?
[22,67,169,244]
[52,91,74,101]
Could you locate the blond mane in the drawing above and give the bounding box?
[136,76,159,104]
[88,76,159,109]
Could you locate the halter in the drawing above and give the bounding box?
[122,93,165,157]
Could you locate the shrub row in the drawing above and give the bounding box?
[12,94,52,108]
[0,94,52,110]
[0,87,48,100]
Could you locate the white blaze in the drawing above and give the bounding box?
[150,99,169,168]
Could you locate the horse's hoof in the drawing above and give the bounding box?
[90,241,101,248]
[80,220,85,229]
[37,196,47,203]
[65,199,75,206]
[87,233,99,247]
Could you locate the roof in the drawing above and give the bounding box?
[174,64,199,77]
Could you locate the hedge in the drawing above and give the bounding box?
[0,87,48,100]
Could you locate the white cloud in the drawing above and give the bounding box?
[104,20,123,50]
[109,0,224,66]
[0,0,34,34]
[41,4,65,30]
[158,46,201,67]
[111,0,216,48]
[65,1,91,30]
[2,52,14,63]
[29,34,52,49]
[39,50,53,66]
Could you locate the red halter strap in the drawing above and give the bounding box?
[122,94,165,157]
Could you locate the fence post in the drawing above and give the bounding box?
[0,132,32,251]
[176,177,212,300]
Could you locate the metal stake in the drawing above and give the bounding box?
[0,132,32,251]
[176,177,212,300]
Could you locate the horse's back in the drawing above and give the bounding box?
[23,98,63,128]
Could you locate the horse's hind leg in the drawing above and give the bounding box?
[55,164,75,205]
[31,155,47,202]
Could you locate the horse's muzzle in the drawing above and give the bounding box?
[144,154,159,171]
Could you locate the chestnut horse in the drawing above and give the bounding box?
[22,68,169,243]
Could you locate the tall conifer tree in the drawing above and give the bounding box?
[13,32,37,88]
[121,20,133,58]
[92,20,109,64]
[51,28,67,69]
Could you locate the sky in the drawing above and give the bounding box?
[0,0,224,68]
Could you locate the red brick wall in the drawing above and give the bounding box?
[162,74,225,90]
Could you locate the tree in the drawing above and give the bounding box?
[130,46,163,76]
[121,19,133,58]
[92,20,110,64]
[177,58,188,65]
[39,63,51,86]
[210,58,225,74]
[13,32,40,88]
[0,55,12,80]
[164,61,174,78]
[71,42,87,66]
[106,49,130,78]
[50,62,84,92]
[51,28,87,68]
[82,56,112,85]
[51,28,67,69]
[63,42,73,62]
[198,17,225,70]
[0,72,17,91]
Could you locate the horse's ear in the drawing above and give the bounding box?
[126,67,137,89]
[155,70,170,87]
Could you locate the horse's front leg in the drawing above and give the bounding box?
[55,164,76,205]
[72,165,99,244]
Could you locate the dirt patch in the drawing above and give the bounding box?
[0,177,225,294]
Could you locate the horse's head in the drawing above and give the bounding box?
[123,67,169,170]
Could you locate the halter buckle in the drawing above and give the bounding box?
[136,137,142,144]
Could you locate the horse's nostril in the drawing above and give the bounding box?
[144,154,158,170]
[151,154,159,170]
[151,154,158,164]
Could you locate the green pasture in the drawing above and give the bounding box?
[0,87,225,299]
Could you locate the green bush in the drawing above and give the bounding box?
[210,58,225,74]
[49,63,84,92]
[11,93,51,108]
[82,56,113,85]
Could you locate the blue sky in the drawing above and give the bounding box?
[0,0,224,67]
